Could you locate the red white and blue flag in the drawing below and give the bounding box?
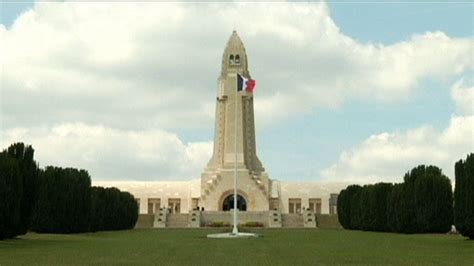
[237,74,256,93]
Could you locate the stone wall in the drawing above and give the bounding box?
[201,211,269,227]
[316,214,342,229]
[135,212,342,229]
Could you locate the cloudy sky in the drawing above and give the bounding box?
[1,2,473,183]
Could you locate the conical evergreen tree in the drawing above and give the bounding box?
[455,153,474,239]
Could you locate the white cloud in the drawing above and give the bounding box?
[1,2,473,181]
[321,78,474,183]
[1,2,472,130]
[0,123,213,181]
[451,79,474,115]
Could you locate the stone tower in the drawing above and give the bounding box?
[200,31,271,211]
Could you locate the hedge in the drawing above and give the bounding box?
[90,186,138,231]
[338,165,453,234]
[1,143,139,238]
[32,166,92,233]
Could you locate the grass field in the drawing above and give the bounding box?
[0,228,472,265]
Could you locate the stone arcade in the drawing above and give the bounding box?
[94,31,347,228]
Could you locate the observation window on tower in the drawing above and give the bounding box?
[229,54,234,65]
[235,54,240,64]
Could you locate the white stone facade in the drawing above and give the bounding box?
[93,180,348,215]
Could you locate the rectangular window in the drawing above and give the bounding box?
[168,198,181,214]
[288,198,302,214]
[147,198,161,214]
[309,198,322,214]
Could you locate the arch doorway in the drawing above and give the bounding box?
[222,194,247,211]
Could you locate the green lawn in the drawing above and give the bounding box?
[0,228,472,265]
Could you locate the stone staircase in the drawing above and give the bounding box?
[135,214,154,229]
[281,213,304,228]
[166,213,189,228]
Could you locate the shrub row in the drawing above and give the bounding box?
[205,221,264,227]
[338,165,453,234]
[242,221,264,227]
[32,167,138,234]
[454,153,474,239]
[90,186,138,232]
[1,143,138,238]
[32,166,92,233]
[207,221,231,227]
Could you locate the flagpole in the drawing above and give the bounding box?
[232,74,239,235]
[207,73,258,239]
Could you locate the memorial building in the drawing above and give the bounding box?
[94,31,347,228]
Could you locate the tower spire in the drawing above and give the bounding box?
[201,31,270,214]
[221,31,249,77]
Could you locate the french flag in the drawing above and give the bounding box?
[237,74,256,93]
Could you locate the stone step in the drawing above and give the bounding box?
[166,214,189,228]
[281,214,304,228]
[135,214,154,229]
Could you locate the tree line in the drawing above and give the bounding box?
[0,143,138,240]
[337,154,473,239]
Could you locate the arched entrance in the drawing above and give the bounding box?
[222,194,247,211]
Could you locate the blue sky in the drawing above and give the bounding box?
[330,2,473,43]
[1,2,32,26]
[1,2,472,182]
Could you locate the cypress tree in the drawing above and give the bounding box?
[121,190,138,229]
[5,143,39,236]
[464,154,474,239]
[454,158,465,235]
[337,185,362,229]
[337,188,348,228]
[359,186,371,231]
[372,183,393,232]
[435,173,454,232]
[414,166,431,232]
[455,153,474,239]
[0,152,22,239]
[387,183,403,232]
[414,166,452,233]
[90,186,106,232]
[400,168,419,233]
[350,189,362,230]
